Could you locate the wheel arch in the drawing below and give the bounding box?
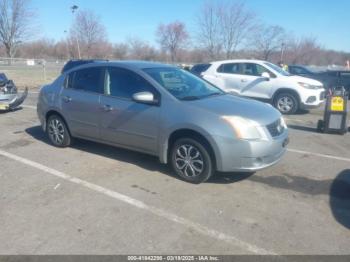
[45,110,72,136]
[164,128,217,169]
[272,88,301,104]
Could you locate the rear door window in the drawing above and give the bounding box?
[217,63,241,74]
[69,67,104,93]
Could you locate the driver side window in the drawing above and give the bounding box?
[105,67,155,99]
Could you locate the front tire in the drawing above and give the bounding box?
[47,115,71,147]
[170,138,214,184]
[274,92,299,114]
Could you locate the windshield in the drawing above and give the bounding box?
[143,67,225,100]
[264,62,291,76]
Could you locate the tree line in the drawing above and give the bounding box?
[0,0,348,66]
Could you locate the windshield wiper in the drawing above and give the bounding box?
[202,92,223,98]
[180,96,200,101]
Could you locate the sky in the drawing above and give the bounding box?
[31,0,350,52]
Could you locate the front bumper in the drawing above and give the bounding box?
[0,88,28,111]
[212,131,289,172]
[300,88,325,109]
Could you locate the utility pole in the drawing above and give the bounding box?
[280,42,285,62]
[71,5,81,59]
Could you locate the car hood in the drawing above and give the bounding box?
[188,94,281,126]
[288,75,323,86]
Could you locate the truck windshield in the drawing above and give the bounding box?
[143,67,225,100]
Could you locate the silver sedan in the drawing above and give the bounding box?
[37,61,289,183]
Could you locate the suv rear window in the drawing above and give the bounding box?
[217,63,241,74]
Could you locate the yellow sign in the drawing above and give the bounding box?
[330,96,344,111]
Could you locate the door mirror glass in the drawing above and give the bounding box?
[132,91,158,105]
[261,72,271,79]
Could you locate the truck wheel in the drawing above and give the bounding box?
[47,115,72,147]
[170,138,213,184]
[274,93,299,114]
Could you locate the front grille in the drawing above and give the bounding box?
[267,119,285,137]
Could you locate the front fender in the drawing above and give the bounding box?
[158,123,223,169]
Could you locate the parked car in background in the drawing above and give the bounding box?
[288,65,350,95]
[190,63,211,77]
[37,61,288,183]
[202,60,325,114]
[0,73,28,111]
[319,70,350,94]
[287,65,320,79]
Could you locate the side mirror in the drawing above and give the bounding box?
[132,91,159,105]
[261,72,271,81]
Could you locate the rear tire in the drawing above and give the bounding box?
[170,138,213,184]
[46,115,71,147]
[274,92,299,114]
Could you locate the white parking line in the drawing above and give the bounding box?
[0,149,275,255]
[287,148,350,163]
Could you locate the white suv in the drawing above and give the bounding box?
[202,60,325,114]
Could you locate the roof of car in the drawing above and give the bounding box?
[210,59,268,64]
[62,60,175,74]
[108,60,173,69]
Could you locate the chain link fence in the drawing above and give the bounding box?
[0,57,65,89]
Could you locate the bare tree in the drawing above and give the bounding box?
[285,36,321,65]
[156,21,188,62]
[127,38,158,61]
[196,1,256,60]
[113,43,129,60]
[196,1,222,59]
[0,0,33,60]
[70,9,108,58]
[219,2,257,59]
[252,25,286,60]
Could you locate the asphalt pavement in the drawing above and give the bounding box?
[0,91,349,255]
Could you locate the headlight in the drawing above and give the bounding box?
[298,82,322,89]
[221,116,269,140]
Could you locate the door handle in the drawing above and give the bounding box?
[102,104,114,112]
[241,79,248,82]
[62,96,72,103]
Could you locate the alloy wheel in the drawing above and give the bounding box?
[175,144,204,177]
[277,96,294,113]
[48,118,65,145]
